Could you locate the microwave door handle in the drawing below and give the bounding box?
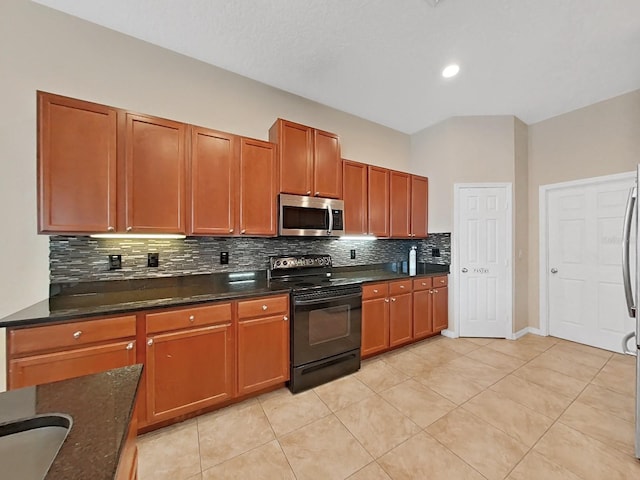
[622,186,636,318]
[327,204,333,234]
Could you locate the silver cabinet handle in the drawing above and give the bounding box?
[241,229,246,234]
[399,285,405,289]
[434,289,438,293]
[189,315,195,322]
[622,332,637,356]
[429,289,433,294]
[421,282,426,286]
[373,289,378,293]
[126,226,132,232]
[391,298,396,302]
[147,338,153,346]
[550,268,558,274]
[439,279,445,284]
[229,228,234,233]
[384,298,390,303]
[107,226,115,232]
[262,305,268,311]
[73,331,82,339]
[461,268,468,273]
[283,316,288,321]
[306,191,311,195]
[126,342,134,350]
[315,192,320,196]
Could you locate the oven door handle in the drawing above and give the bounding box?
[294,292,362,306]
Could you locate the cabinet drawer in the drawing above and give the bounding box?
[413,277,432,291]
[237,295,288,320]
[389,280,412,295]
[433,275,448,287]
[362,283,388,300]
[9,315,136,357]
[146,302,232,334]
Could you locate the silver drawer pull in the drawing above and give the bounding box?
[262,305,268,311]
[189,315,195,322]
[373,289,379,293]
[73,331,82,339]
[399,285,405,289]
[147,338,154,346]
[434,289,438,293]
[421,282,427,286]
[391,298,397,302]
[384,298,390,303]
[440,279,445,284]
[283,316,288,321]
[126,342,134,350]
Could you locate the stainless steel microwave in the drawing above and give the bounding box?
[279,194,344,237]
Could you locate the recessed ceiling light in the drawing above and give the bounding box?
[442,64,460,78]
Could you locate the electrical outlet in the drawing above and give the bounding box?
[432,248,440,257]
[350,249,356,259]
[220,252,229,265]
[148,253,159,267]
[108,254,122,270]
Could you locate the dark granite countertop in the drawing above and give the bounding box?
[0,364,142,480]
[0,263,449,328]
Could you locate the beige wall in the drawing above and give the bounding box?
[0,0,410,319]
[410,116,517,233]
[527,89,640,329]
[513,119,529,332]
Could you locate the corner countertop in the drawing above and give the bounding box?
[0,364,142,480]
[0,263,449,328]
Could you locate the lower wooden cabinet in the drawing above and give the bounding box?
[361,296,389,357]
[143,302,234,424]
[7,314,137,390]
[237,309,289,395]
[413,278,433,339]
[433,285,449,332]
[388,280,413,347]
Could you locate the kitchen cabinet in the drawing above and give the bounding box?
[237,295,289,395]
[144,303,234,424]
[412,277,433,339]
[7,314,137,389]
[432,276,449,332]
[270,119,342,199]
[411,175,429,238]
[37,92,118,234]
[361,283,389,356]
[388,280,413,347]
[342,159,368,235]
[239,137,278,236]
[123,113,187,234]
[390,171,411,238]
[367,166,390,237]
[188,127,239,235]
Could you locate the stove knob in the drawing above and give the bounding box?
[282,261,288,266]
[275,260,281,266]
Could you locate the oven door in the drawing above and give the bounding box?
[291,288,362,367]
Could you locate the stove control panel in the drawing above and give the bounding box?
[270,255,332,270]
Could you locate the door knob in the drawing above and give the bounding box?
[550,268,558,274]
[461,268,468,273]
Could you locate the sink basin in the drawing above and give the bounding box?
[0,414,72,480]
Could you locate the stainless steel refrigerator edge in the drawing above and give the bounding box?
[621,165,640,459]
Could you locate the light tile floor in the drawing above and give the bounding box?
[137,334,640,479]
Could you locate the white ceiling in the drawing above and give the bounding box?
[34,0,640,134]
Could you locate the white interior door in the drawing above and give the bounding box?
[457,185,512,338]
[545,174,635,352]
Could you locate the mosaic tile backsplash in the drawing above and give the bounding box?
[50,233,451,283]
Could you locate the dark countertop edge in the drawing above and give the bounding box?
[0,265,449,328]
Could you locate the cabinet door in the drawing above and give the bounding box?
[237,314,289,395]
[367,166,390,237]
[361,297,389,356]
[189,127,238,235]
[271,119,313,195]
[413,289,433,339]
[313,129,342,198]
[239,138,278,236]
[389,293,413,347]
[433,286,449,332]
[38,92,117,234]
[124,114,186,233]
[390,171,411,238]
[145,323,234,423]
[342,160,368,235]
[411,175,429,238]
[9,340,136,389]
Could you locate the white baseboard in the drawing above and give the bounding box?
[440,329,457,338]
[510,326,545,340]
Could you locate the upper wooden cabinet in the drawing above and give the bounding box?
[342,160,368,235]
[188,127,239,235]
[239,138,278,236]
[411,175,429,238]
[38,92,118,234]
[123,114,187,234]
[270,119,342,199]
[367,166,390,237]
[390,171,411,238]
